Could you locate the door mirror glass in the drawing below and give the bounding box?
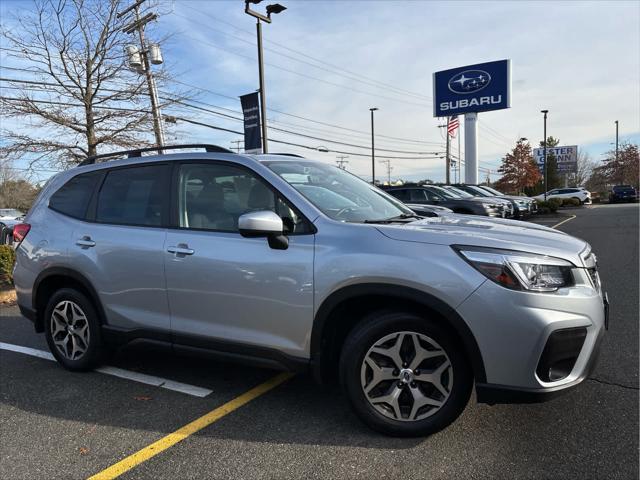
[238,210,284,237]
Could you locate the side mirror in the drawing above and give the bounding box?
[238,210,288,250]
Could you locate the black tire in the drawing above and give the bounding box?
[44,288,103,371]
[572,197,582,205]
[339,310,472,437]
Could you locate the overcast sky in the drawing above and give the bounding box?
[2,0,639,183]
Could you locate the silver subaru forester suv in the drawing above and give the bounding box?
[13,145,608,437]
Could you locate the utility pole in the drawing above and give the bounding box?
[541,110,549,200]
[370,107,378,184]
[336,155,349,170]
[244,1,287,154]
[119,0,165,149]
[231,140,244,153]
[445,117,451,185]
[379,159,392,184]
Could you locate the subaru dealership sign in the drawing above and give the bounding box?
[433,60,511,117]
[533,145,578,174]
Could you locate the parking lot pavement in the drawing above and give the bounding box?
[1,203,638,480]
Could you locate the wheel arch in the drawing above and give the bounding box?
[32,267,106,333]
[310,283,486,385]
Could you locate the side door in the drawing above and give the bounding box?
[164,162,315,359]
[70,163,172,334]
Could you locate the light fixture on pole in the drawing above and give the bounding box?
[244,0,287,154]
[541,110,549,200]
[370,107,378,184]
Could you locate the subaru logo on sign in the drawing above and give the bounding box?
[448,70,492,94]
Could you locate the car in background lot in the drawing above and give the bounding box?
[534,188,592,205]
[609,185,638,203]
[382,184,507,217]
[12,145,607,437]
[451,184,530,219]
[0,208,24,221]
[439,185,515,218]
[475,185,537,217]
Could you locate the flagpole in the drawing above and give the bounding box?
[445,117,451,185]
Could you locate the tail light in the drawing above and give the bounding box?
[12,223,31,244]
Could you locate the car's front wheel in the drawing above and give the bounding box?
[340,311,472,437]
[44,288,103,371]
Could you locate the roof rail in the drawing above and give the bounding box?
[78,144,234,166]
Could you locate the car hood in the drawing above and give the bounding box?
[376,215,588,265]
[405,203,452,212]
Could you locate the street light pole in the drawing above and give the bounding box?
[244,1,287,155]
[370,107,378,184]
[256,18,268,153]
[615,120,619,163]
[541,110,549,200]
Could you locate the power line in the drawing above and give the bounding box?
[177,6,432,102]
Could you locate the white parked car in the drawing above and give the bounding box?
[534,188,591,204]
[0,208,24,221]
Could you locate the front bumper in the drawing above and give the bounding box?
[456,278,606,402]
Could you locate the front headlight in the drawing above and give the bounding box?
[454,246,575,292]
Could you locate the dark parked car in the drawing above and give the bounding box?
[451,184,533,218]
[381,184,506,217]
[475,185,537,217]
[609,185,638,203]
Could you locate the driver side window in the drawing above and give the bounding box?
[178,163,311,234]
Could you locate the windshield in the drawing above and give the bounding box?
[429,186,460,199]
[444,186,474,198]
[265,161,413,222]
[480,186,504,196]
[465,186,492,197]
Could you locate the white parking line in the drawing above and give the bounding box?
[551,215,577,229]
[0,342,213,398]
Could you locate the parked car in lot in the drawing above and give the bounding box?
[608,185,638,203]
[13,145,607,437]
[451,184,531,218]
[534,188,591,204]
[0,208,24,221]
[382,184,508,217]
[475,185,537,217]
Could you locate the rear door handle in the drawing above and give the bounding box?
[167,245,195,256]
[75,236,96,248]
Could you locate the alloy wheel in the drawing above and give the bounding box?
[360,331,453,422]
[50,300,91,361]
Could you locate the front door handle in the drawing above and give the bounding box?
[75,236,96,248]
[167,244,195,256]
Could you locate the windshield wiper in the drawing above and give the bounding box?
[364,213,422,224]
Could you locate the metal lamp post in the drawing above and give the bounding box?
[541,110,549,200]
[244,1,287,154]
[370,107,378,184]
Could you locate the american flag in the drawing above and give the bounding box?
[447,116,459,137]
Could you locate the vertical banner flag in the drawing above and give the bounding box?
[447,116,459,137]
[240,92,262,153]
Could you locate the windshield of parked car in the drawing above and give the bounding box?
[265,161,414,222]
[480,186,504,196]
[444,186,474,198]
[429,186,460,199]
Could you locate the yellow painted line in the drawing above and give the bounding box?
[551,215,576,229]
[88,372,294,480]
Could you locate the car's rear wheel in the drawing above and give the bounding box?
[340,311,472,437]
[44,288,103,371]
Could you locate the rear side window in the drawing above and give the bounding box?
[96,165,170,227]
[390,189,409,202]
[49,171,102,219]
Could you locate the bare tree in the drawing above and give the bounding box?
[0,0,168,169]
[569,149,596,187]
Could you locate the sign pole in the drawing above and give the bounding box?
[464,113,478,184]
[445,117,451,185]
